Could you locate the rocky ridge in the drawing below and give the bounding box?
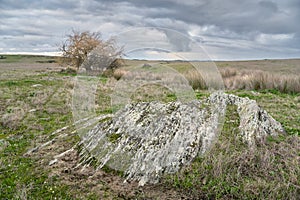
[80,92,285,185]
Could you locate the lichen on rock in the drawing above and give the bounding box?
[79,92,285,186]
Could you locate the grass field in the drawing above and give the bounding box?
[116,59,300,93]
[0,54,59,64]
[0,55,299,199]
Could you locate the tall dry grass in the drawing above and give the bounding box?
[182,70,207,90]
[220,67,300,93]
[112,66,300,93]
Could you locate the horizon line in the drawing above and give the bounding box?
[0,52,299,62]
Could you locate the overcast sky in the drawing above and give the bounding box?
[1,0,300,60]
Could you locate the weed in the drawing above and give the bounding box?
[107,133,121,143]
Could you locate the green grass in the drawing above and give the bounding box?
[0,59,299,199]
[0,135,73,199]
[0,71,78,198]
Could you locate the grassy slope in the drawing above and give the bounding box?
[0,56,299,199]
[0,54,59,64]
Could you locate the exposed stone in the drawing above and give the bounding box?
[49,158,58,166]
[31,84,43,87]
[29,109,37,113]
[80,92,285,186]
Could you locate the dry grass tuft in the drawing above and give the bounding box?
[113,67,208,90]
[112,68,128,80]
[220,67,238,78]
[220,67,300,93]
[1,103,29,130]
[182,70,207,90]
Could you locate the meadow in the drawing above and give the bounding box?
[0,55,299,199]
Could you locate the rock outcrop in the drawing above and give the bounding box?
[80,92,285,186]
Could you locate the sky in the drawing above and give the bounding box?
[1,0,300,60]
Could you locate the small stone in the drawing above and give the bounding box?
[31,84,43,87]
[49,159,58,166]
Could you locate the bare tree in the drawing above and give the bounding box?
[60,30,123,72]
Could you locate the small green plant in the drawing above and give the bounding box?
[101,165,124,177]
[107,133,121,143]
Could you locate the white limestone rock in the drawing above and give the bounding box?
[80,92,285,185]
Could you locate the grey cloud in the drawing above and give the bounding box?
[259,1,278,12]
[0,0,77,10]
[164,30,192,52]
[121,0,299,34]
[0,0,300,59]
